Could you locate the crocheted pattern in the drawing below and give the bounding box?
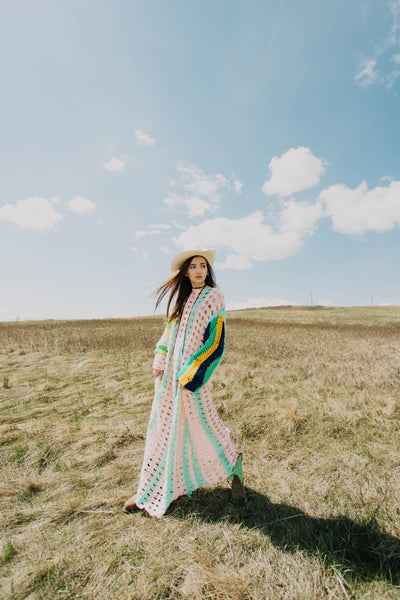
[133,287,240,518]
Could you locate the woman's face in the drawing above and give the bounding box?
[186,256,208,287]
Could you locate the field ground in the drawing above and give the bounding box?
[1,306,400,599]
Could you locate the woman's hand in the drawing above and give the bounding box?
[153,369,164,379]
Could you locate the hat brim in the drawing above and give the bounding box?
[171,249,216,272]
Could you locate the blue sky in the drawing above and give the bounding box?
[1,0,400,320]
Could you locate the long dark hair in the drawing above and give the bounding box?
[155,255,216,322]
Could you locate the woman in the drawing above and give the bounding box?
[123,249,246,518]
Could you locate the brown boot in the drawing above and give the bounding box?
[123,496,141,514]
[231,474,247,503]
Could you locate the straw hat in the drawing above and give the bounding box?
[170,249,216,272]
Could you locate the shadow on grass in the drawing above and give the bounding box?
[168,486,400,586]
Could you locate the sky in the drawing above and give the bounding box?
[1,0,400,320]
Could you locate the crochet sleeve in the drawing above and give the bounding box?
[177,306,225,392]
[152,320,173,371]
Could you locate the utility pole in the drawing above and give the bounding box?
[310,292,313,307]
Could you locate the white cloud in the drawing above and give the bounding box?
[129,246,149,259]
[135,223,172,238]
[216,253,253,270]
[130,225,171,255]
[68,196,96,215]
[173,222,187,231]
[163,162,239,218]
[135,229,159,239]
[179,164,228,197]
[103,157,125,172]
[355,58,378,86]
[163,193,185,210]
[173,204,321,269]
[150,223,172,230]
[164,193,211,218]
[387,65,400,89]
[227,297,297,310]
[356,1,400,90]
[262,147,327,197]
[233,178,243,193]
[184,197,212,218]
[320,180,400,235]
[279,199,323,234]
[135,130,156,147]
[390,0,400,38]
[0,197,62,231]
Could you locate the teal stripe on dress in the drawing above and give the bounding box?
[184,420,206,490]
[190,438,206,489]
[144,371,181,505]
[137,447,168,507]
[182,420,196,495]
[193,388,234,477]
[164,381,182,508]
[139,380,183,509]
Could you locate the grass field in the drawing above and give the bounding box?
[1,306,400,599]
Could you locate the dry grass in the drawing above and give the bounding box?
[228,305,400,326]
[1,307,399,599]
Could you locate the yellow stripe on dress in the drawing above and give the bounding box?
[178,314,224,386]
